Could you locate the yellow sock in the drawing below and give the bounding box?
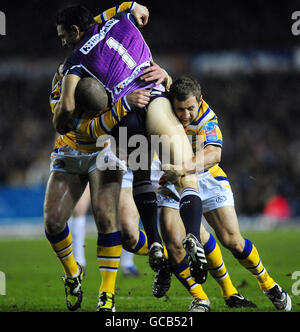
[205,237,238,299]
[236,239,276,292]
[133,229,148,256]
[129,229,168,258]
[172,259,208,300]
[97,232,122,294]
[46,226,78,278]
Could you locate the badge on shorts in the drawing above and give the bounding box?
[216,196,227,203]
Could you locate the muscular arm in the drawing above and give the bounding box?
[53,74,81,134]
[188,145,222,174]
[162,145,221,184]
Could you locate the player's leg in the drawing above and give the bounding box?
[118,184,142,277]
[146,97,206,282]
[89,168,123,312]
[159,205,236,301]
[119,187,148,255]
[159,206,210,312]
[200,222,256,308]
[44,171,87,310]
[68,183,90,269]
[110,108,163,270]
[132,167,167,272]
[204,206,292,310]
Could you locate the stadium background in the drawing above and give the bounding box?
[0,0,300,313]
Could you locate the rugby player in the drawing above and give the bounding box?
[45,2,152,312]
[157,76,292,311]
[53,3,207,285]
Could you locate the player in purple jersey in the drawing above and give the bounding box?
[63,14,160,103]
[53,4,207,287]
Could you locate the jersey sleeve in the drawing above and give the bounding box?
[72,98,128,138]
[63,52,89,78]
[200,117,223,148]
[49,81,61,113]
[94,2,135,24]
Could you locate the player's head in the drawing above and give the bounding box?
[55,5,95,49]
[169,76,202,127]
[75,77,109,115]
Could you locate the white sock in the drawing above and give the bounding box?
[68,215,87,267]
[120,249,135,268]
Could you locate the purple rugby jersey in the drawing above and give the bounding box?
[64,14,161,102]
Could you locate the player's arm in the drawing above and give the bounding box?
[53,74,81,134]
[73,89,151,138]
[189,145,222,174]
[51,64,64,90]
[160,143,221,185]
[162,118,223,182]
[162,144,221,183]
[94,2,149,28]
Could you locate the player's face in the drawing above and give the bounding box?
[173,95,202,127]
[57,24,80,50]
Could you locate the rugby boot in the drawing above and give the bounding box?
[183,233,208,284]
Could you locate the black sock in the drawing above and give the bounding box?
[179,187,203,240]
[133,179,162,247]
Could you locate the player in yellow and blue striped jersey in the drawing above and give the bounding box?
[157,76,292,311]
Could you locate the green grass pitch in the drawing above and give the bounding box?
[0,229,299,312]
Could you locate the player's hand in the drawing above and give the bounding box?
[131,3,149,28]
[126,89,151,109]
[140,60,167,86]
[161,164,185,186]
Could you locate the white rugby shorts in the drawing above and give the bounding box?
[121,158,163,189]
[50,145,125,175]
[157,171,234,213]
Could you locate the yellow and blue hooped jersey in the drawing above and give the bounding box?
[184,99,230,188]
[72,97,132,139]
[93,2,136,24]
[50,80,131,152]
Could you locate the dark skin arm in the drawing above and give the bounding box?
[53,74,81,134]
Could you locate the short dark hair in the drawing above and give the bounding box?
[169,76,202,103]
[55,5,95,32]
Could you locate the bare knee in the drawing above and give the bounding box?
[94,207,117,233]
[165,236,186,265]
[120,222,139,251]
[44,208,67,235]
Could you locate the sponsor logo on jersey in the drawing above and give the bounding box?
[80,19,119,55]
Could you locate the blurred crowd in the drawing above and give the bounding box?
[200,72,300,216]
[0,0,297,57]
